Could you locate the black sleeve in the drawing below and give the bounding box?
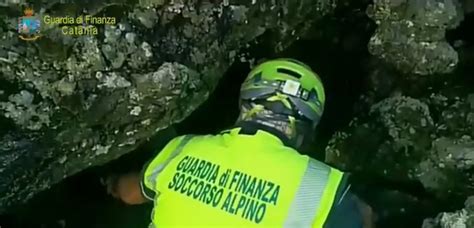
[323,191,365,228]
[322,172,367,228]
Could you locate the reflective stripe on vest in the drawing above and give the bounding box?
[145,135,194,194]
[284,158,344,228]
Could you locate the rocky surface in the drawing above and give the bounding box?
[367,0,464,75]
[322,2,474,226]
[326,91,474,200]
[422,196,474,228]
[0,0,336,212]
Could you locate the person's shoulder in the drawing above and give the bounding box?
[185,132,230,143]
[323,192,367,228]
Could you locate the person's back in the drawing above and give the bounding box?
[142,126,347,227]
[107,59,374,228]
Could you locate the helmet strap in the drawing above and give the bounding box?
[237,102,315,150]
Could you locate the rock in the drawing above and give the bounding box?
[96,72,132,89]
[0,0,337,212]
[0,0,24,6]
[367,0,464,75]
[422,196,474,228]
[326,92,474,199]
[130,8,159,29]
[139,0,166,7]
[326,95,435,180]
[0,91,51,131]
[416,137,474,198]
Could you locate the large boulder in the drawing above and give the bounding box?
[367,0,464,75]
[326,92,474,200]
[422,196,474,228]
[0,0,337,212]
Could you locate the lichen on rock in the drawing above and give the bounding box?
[326,95,435,180]
[416,136,474,196]
[326,91,474,200]
[97,72,132,89]
[367,0,464,75]
[422,196,474,228]
[0,90,51,130]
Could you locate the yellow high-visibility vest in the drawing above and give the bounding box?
[141,128,347,227]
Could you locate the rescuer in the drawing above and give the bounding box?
[107,59,374,227]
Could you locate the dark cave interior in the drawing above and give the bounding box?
[1,3,473,228]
